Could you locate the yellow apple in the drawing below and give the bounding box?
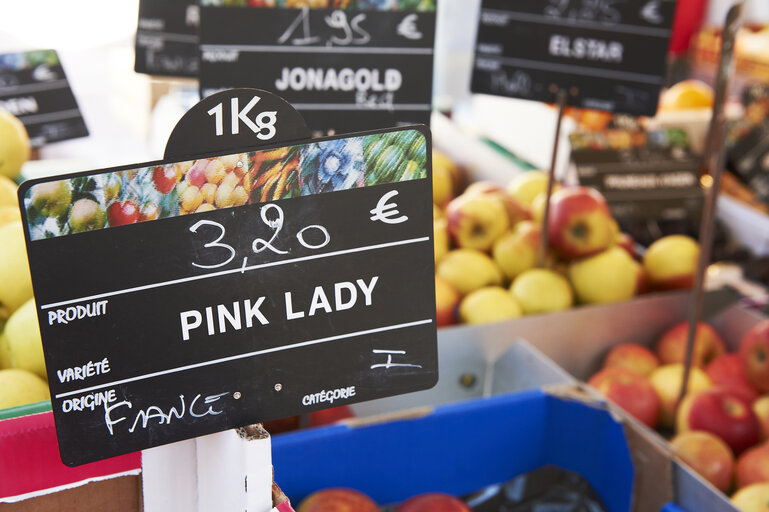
[531,192,547,224]
[568,247,641,304]
[510,268,573,315]
[458,286,522,325]
[435,275,460,327]
[649,363,712,428]
[0,368,49,409]
[732,483,769,512]
[432,150,458,207]
[432,203,444,220]
[0,109,30,180]
[507,170,549,207]
[643,235,699,290]
[433,218,449,265]
[446,193,510,251]
[492,221,540,281]
[5,298,46,379]
[436,249,503,296]
[0,175,18,207]
[0,221,34,319]
[0,205,21,226]
[0,330,11,369]
[659,80,714,111]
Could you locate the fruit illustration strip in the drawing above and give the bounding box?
[200,0,435,12]
[22,128,427,241]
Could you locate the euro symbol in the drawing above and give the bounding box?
[640,1,663,25]
[370,190,408,224]
[396,14,422,40]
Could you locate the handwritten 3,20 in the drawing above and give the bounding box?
[188,203,330,270]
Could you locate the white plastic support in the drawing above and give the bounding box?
[142,429,273,512]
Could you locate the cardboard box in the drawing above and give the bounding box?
[0,406,141,509]
[272,341,678,512]
[273,388,644,512]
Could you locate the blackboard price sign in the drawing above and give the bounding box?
[134,0,200,77]
[0,50,88,146]
[19,124,436,466]
[471,0,676,116]
[198,4,436,133]
[573,145,704,225]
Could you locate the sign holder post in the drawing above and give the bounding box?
[141,89,315,512]
[538,87,571,267]
[677,1,744,406]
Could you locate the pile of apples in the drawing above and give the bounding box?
[296,488,470,511]
[431,150,700,327]
[0,111,50,411]
[587,319,769,510]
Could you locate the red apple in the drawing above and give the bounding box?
[603,343,659,377]
[677,388,761,455]
[297,488,379,512]
[546,186,615,260]
[656,321,726,368]
[588,367,660,428]
[755,396,769,441]
[107,201,139,226]
[741,320,769,393]
[435,276,459,327]
[736,442,769,489]
[395,493,470,512]
[670,430,735,493]
[706,354,760,405]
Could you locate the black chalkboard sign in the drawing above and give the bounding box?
[471,0,676,116]
[198,4,436,133]
[134,0,200,77]
[19,105,436,464]
[573,146,703,224]
[0,50,88,146]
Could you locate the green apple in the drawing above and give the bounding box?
[510,268,573,315]
[0,221,33,318]
[5,298,46,379]
[0,368,49,409]
[568,247,641,304]
[30,180,72,218]
[458,286,522,325]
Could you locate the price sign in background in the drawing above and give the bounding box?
[198,3,436,134]
[572,145,704,244]
[0,50,88,146]
[19,125,436,466]
[472,0,676,116]
[134,0,200,77]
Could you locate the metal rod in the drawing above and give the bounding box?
[677,1,744,409]
[538,88,569,268]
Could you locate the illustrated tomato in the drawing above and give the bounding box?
[108,201,139,226]
[152,165,177,194]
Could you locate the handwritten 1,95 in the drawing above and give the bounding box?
[188,203,330,270]
[278,8,371,47]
